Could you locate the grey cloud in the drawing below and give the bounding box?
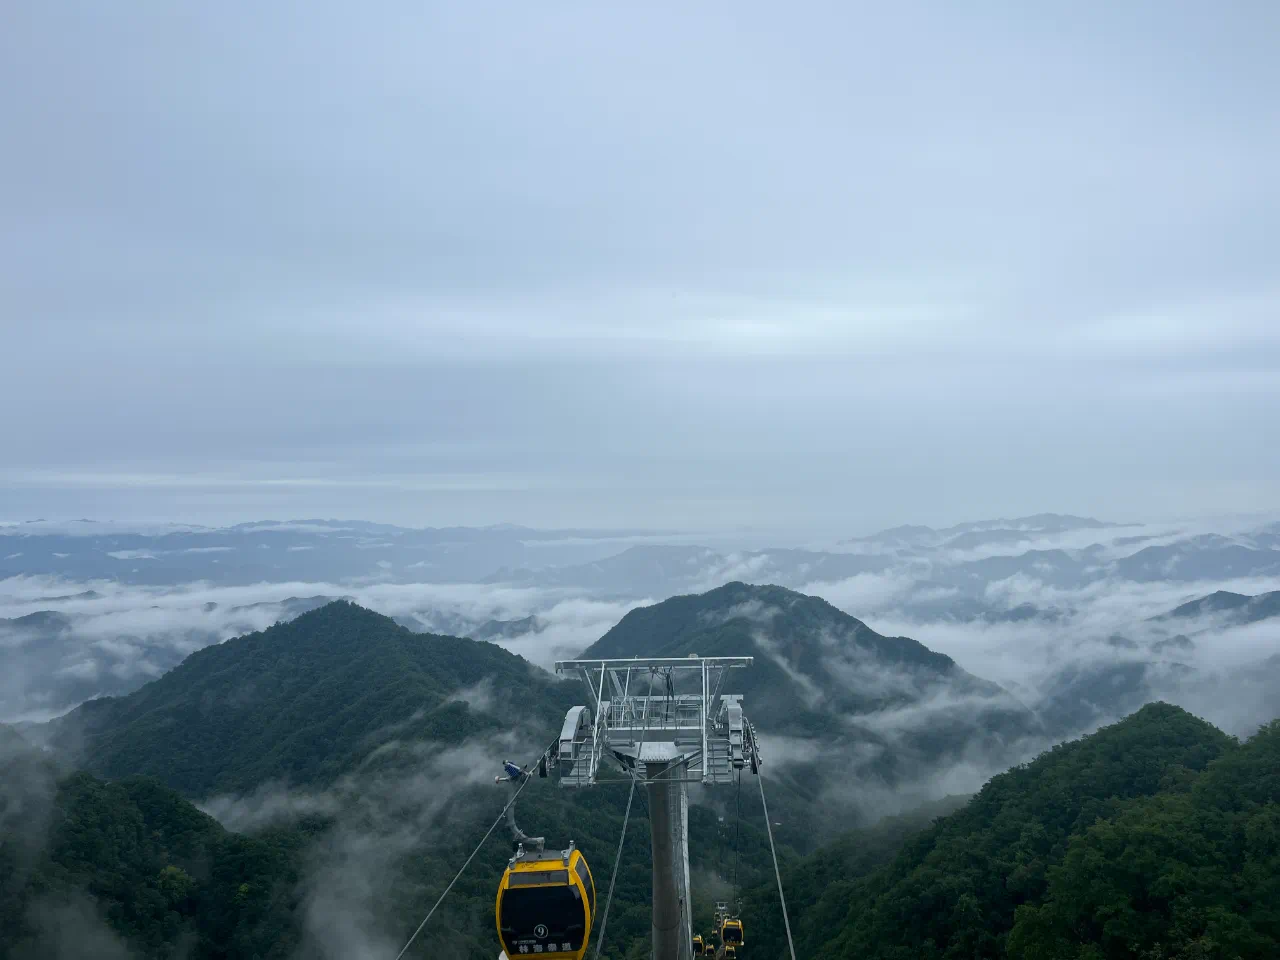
[0,574,636,720]
[847,572,1280,739]
[198,782,344,835]
[2,3,1279,529]
[198,732,539,960]
[754,628,827,710]
[489,597,647,671]
[794,572,928,617]
[447,680,495,715]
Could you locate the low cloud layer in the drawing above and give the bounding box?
[202,732,540,960]
[0,575,643,722]
[806,569,1280,740]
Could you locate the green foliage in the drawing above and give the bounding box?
[739,703,1280,960]
[0,771,303,959]
[54,601,581,795]
[588,581,953,667]
[737,794,971,960]
[584,581,1038,773]
[1007,719,1280,960]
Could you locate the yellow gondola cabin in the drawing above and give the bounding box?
[496,843,595,959]
[721,916,744,946]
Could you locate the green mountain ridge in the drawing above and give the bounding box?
[745,702,1280,960]
[0,731,305,960]
[584,582,1042,782]
[49,600,580,796]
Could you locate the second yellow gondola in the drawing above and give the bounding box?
[496,843,595,959]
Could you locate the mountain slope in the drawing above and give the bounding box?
[51,601,579,795]
[0,759,302,960]
[582,581,1034,737]
[580,583,1040,822]
[745,702,1240,960]
[585,581,952,669]
[1007,715,1280,959]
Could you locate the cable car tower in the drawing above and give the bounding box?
[554,656,758,960]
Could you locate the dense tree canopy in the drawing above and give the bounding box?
[743,704,1280,960]
[0,764,304,959]
[52,601,582,795]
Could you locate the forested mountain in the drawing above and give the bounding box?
[583,582,1040,790]
[8,596,1280,959]
[744,703,1280,960]
[49,601,580,795]
[30,598,822,947]
[15,601,786,959]
[0,753,304,960]
[585,582,1029,718]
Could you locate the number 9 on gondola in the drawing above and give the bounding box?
[496,843,595,959]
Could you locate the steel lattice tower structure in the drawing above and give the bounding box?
[554,657,757,960]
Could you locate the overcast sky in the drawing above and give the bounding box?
[2,2,1277,532]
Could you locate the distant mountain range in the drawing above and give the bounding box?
[1155,588,1280,626]
[0,518,675,586]
[480,518,1280,600]
[6,514,1280,606]
[847,513,1131,549]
